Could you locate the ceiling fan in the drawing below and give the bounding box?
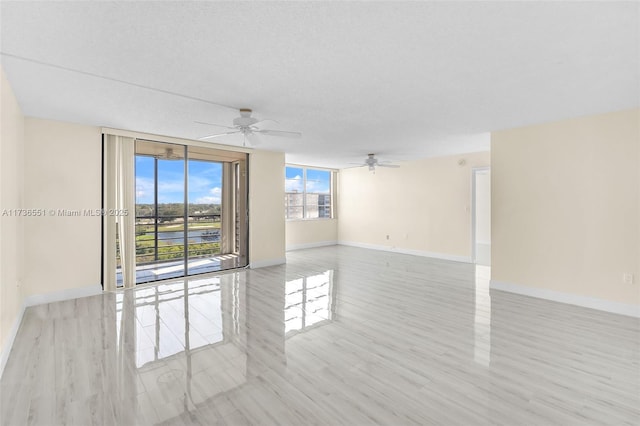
[196,108,301,146]
[155,147,183,160]
[351,154,400,172]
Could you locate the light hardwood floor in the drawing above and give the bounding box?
[1,246,639,425]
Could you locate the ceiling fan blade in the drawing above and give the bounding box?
[194,120,237,130]
[254,129,302,138]
[252,119,279,127]
[199,130,241,140]
[377,164,400,168]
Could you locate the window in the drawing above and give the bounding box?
[285,166,333,219]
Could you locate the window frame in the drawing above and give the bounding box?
[285,165,334,221]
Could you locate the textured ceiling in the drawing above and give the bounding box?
[1,1,638,169]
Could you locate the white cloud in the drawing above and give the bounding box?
[285,175,303,192]
[285,174,329,193]
[136,177,154,203]
[304,179,329,194]
[136,175,224,204]
[195,187,222,204]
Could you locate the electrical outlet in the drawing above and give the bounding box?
[386,234,390,240]
[623,273,634,284]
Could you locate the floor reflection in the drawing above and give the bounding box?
[474,265,491,366]
[116,276,237,368]
[114,273,247,423]
[285,270,335,336]
[114,268,335,424]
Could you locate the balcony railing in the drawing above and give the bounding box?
[137,213,222,265]
[115,214,222,266]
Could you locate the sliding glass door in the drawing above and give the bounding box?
[128,140,248,285]
[186,158,223,275]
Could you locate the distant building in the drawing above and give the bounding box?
[285,191,331,219]
[317,194,331,218]
[285,192,304,219]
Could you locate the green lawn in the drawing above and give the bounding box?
[136,221,221,234]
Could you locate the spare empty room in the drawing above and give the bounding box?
[1,2,638,425]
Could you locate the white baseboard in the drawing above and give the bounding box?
[249,257,286,269]
[338,240,472,263]
[1,283,103,379]
[286,241,337,252]
[0,299,26,380]
[491,280,640,318]
[24,284,103,307]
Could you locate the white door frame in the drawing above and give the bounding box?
[471,167,491,264]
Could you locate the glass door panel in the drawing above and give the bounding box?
[135,141,186,284]
[187,159,223,275]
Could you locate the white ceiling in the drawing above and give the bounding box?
[1,1,638,169]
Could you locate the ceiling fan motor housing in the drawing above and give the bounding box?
[365,154,382,172]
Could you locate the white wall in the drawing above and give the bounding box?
[338,151,490,262]
[0,67,25,367]
[492,109,640,308]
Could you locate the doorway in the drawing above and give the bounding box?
[472,168,491,266]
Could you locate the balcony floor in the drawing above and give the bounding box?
[117,254,245,285]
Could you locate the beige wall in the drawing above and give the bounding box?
[338,151,490,260]
[0,67,25,355]
[492,109,640,305]
[23,118,103,296]
[286,219,338,250]
[249,150,286,266]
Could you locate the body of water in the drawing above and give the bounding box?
[151,229,220,244]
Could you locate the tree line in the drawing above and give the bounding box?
[135,203,221,218]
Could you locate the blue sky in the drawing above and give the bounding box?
[136,156,223,204]
[285,167,330,193]
[136,160,329,204]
